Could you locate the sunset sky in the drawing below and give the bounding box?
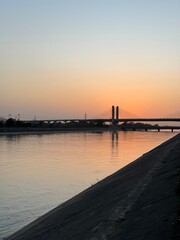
[0,0,179,119]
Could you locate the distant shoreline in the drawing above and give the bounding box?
[0,127,111,135]
[0,126,179,136]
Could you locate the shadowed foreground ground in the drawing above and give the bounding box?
[6,133,180,240]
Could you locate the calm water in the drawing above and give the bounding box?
[0,131,177,239]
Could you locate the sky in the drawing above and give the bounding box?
[0,0,180,119]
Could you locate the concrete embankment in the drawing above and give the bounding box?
[6,134,180,240]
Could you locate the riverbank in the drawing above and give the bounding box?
[0,127,112,136]
[0,127,179,136]
[6,134,180,240]
[0,127,106,133]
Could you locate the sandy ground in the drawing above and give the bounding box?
[6,133,180,240]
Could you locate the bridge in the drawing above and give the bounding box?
[22,106,180,132]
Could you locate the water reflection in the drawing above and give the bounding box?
[111,131,119,158]
[5,134,22,142]
[0,131,177,239]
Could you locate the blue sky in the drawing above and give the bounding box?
[0,0,180,119]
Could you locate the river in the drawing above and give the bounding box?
[0,131,177,239]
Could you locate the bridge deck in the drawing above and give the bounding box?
[25,118,180,123]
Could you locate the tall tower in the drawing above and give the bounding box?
[116,106,119,121]
[112,106,115,125]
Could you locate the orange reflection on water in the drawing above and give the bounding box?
[0,131,177,238]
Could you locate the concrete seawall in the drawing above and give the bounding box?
[6,134,180,240]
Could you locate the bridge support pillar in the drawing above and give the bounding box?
[112,105,120,127]
[116,106,119,124]
[112,106,115,126]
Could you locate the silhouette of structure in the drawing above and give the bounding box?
[1,106,180,132]
[112,106,115,125]
[116,106,119,122]
[21,106,180,125]
[111,106,119,126]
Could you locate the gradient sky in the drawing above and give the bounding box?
[0,0,180,119]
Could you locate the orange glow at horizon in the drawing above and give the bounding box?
[1,66,179,119]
